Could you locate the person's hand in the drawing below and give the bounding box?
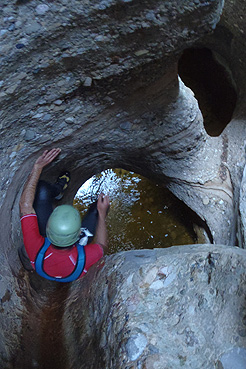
[97,193,110,218]
[34,148,61,170]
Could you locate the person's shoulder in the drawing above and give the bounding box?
[84,243,104,256]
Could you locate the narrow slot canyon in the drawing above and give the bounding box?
[1,0,246,368]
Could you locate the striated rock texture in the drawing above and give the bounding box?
[64,244,246,369]
[1,0,246,366]
[0,0,229,254]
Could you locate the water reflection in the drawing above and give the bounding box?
[73,169,197,254]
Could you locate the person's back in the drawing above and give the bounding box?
[19,148,109,282]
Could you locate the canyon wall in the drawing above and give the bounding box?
[1,0,246,367]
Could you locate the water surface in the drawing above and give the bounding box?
[73,169,197,254]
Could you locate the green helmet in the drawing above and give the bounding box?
[46,205,81,247]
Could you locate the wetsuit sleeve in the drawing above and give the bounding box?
[83,243,104,275]
[21,214,45,263]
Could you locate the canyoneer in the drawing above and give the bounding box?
[19,148,110,282]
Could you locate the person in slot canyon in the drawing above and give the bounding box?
[19,148,110,282]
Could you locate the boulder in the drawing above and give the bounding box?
[64,244,246,369]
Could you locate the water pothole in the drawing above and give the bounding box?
[73,169,208,254]
[178,47,237,136]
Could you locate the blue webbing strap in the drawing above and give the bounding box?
[35,237,85,282]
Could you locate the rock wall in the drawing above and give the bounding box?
[1,0,246,366]
[0,0,229,254]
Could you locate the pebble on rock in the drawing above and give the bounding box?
[6,85,18,95]
[54,99,63,106]
[24,129,36,141]
[8,24,16,32]
[126,334,148,361]
[134,49,149,56]
[42,113,52,122]
[94,35,109,42]
[143,267,158,285]
[83,77,93,87]
[65,117,75,124]
[149,280,164,290]
[120,121,132,131]
[35,4,49,15]
[203,197,210,205]
[0,30,8,37]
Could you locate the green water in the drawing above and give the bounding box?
[73,169,197,254]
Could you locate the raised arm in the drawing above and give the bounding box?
[94,193,110,251]
[19,148,61,217]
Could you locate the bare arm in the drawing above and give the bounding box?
[19,148,61,217]
[94,193,110,251]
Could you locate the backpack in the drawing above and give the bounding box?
[35,237,85,282]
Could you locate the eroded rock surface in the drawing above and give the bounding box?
[0,0,230,253]
[64,244,246,369]
[1,0,246,366]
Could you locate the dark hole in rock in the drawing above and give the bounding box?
[73,169,212,254]
[178,47,237,137]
